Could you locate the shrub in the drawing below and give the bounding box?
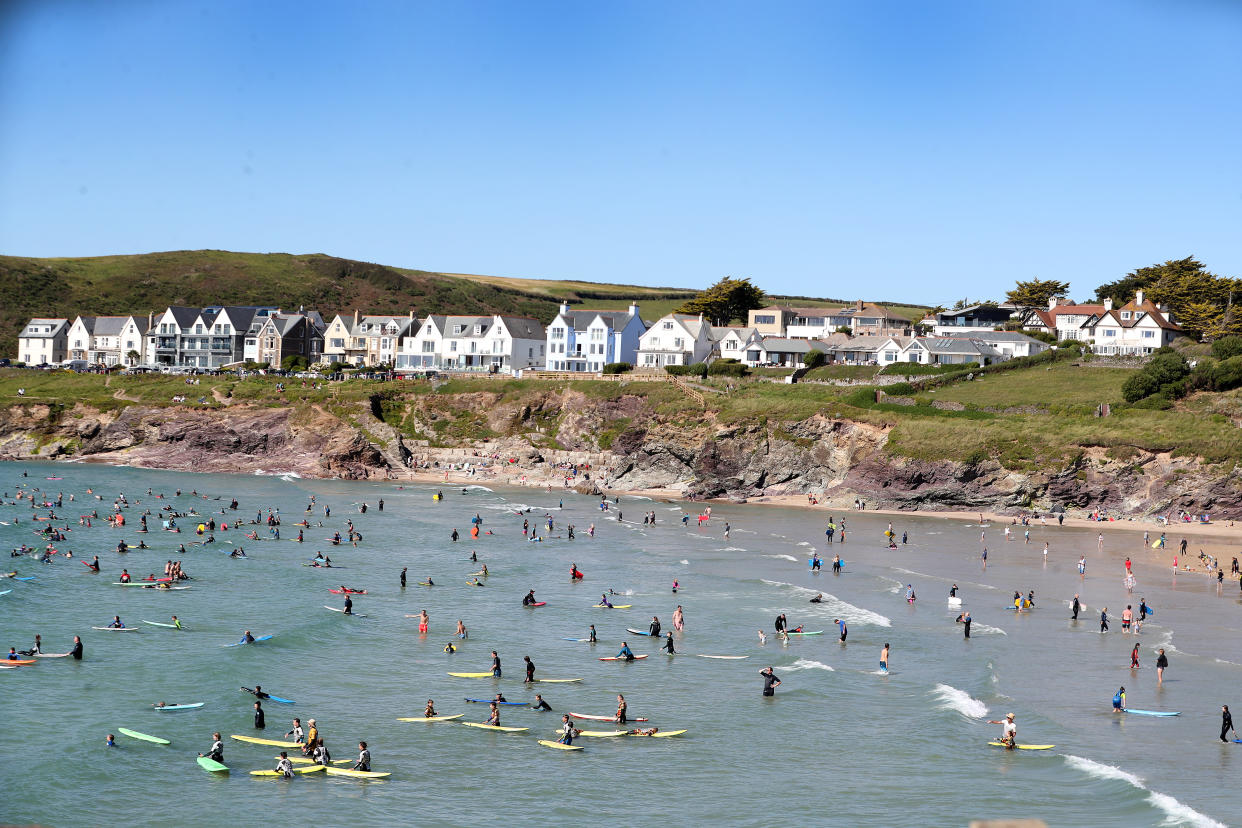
[1207,356,1242,391]
[665,363,708,378]
[1211,336,1242,361]
[281,355,309,372]
[883,382,916,396]
[1028,331,1057,345]
[881,362,976,376]
[834,326,853,336]
[708,359,749,377]
[602,362,633,375]
[1121,371,1160,403]
[803,350,826,369]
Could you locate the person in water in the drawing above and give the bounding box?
[648,616,661,637]
[274,751,294,778]
[522,590,537,606]
[835,618,848,642]
[1221,705,1236,743]
[1112,686,1126,712]
[760,667,781,697]
[557,714,579,745]
[599,594,613,608]
[491,650,502,678]
[615,694,628,723]
[199,731,225,762]
[253,700,265,730]
[987,713,1017,748]
[616,641,635,662]
[240,630,255,645]
[352,741,371,772]
[588,624,597,643]
[523,655,535,683]
[1130,643,1140,668]
[531,694,553,711]
[663,632,676,654]
[880,643,889,673]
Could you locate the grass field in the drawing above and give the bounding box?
[927,363,1133,410]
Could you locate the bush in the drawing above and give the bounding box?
[708,359,749,377]
[884,382,916,396]
[1121,371,1160,403]
[1028,331,1057,345]
[602,362,632,374]
[327,362,348,374]
[834,326,853,336]
[1056,340,1084,351]
[281,355,309,372]
[803,350,826,369]
[1211,336,1242,361]
[880,362,977,376]
[665,363,707,378]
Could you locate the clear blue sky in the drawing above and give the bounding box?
[1,1,1239,303]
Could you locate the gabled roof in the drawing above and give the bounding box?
[163,307,200,329]
[711,326,759,342]
[558,309,638,331]
[941,330,1044,344]
[91,316,129,337]
[1090,309,1182,332]
[496,316,545,339]
[667,313,708,337]
[914,337,1003,357]
[22,318,68,337]
[71,316,98,334]
[819,334,903,352]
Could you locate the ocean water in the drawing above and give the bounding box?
[0,460,1236,827]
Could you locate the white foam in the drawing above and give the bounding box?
[797,541,811,547]
[973,623,1007,636]
[680,560,689,565]
[718,546,747,552]
[784,658,834,672]
[760,580,892,627]
[1063,756,1226,828]
[763,554,799,562]
[279,473,302,481]
[462,485,493,492]
[931,684,988,718]
[893,567,998,590]
[878,576,903,594]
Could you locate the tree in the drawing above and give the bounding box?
[803,350,826,369]
[1006,278,1070,309]
[1211,336,1242,361]
[281,354,309,372]
[675,277,766,326]
[126,350,140,365]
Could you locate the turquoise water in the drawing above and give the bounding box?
[0,460,1236,827]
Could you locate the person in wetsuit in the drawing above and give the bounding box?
[616,642,635,662]
[760,667,781,697]
[531,695,553,711]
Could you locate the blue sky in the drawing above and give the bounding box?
[1,1,1239,303]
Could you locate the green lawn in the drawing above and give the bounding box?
[927,363,1134,410]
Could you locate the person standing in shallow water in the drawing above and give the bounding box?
[760,667,781,697]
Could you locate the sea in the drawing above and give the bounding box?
[0,460,1236,827]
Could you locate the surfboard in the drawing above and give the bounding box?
[33,652,71,658]
[92,626,139,632]
[118,727,170,745]
[0,590,10,597]
[786,631,824,636]
[2,658,35,665]
[574,730,628,737]
[600,655,649,661]
[284,756,352,765]
[537,739,583,751]
[241,688,295,704]
[563,638,593,642]
[988,742,1054,750]
[460,722,528,733]
[524,602,547,607]
[324,606,367,617]
[250,765,325,776]
[1123,709,1180,717]
[328,588,367,594]
[197,756,229,772]
[224,635,273,647]
[595,604,632,609]
[532,678,583,683]
[648,729,687,737]
[142,620,182,629]
[449,672,496,678]
[696,654,748,659]
[465,698,524,705]
[231,734,302,748]
[396,714,464,722]
[324,767,390,779]
[569,713,648,722]
[625,628,656,636]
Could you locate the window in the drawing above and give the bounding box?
[1104,329,1116,337]
[453,325,465,335]
[381,338,390,349]
[1120,312,1130,320]
[590,328,604,341]
[663,322,673,330]
[755,314,775,325]
[222,324,230,335]
[422,341,435,353]
[195,324,203,334]
[330,338,345,348]
[552,327,564,338]
[474,325,482,335]
[673,338,683,348]
[449,341,457,352]
[1142,330,1155,338]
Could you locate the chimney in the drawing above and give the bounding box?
[352,309,360,327]
[1103,298,1113,311]
[559,301,570,317]
[1135,289,1145,306]
[629,302,639,318]
[409,309,414,320]
[1047,296,1058,311]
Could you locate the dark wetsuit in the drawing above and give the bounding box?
[531,698,553,711]
[71,640,83,660]
[762,671,780,697]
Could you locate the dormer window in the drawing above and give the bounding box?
[1120,311,1130,320]
[453,325,465,335]
[473,325,482,335]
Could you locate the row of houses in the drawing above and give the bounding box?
[15,290,1181,371]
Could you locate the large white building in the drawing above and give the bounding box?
[67,315,150,367]
[397,315,546,373]
[545,302,646,372]
[18,318,69,366]
[636,313,715,367]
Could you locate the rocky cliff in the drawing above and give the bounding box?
[0,391,1236,518]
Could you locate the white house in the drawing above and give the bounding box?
[68,315,150,366]
[714,327,763,364]
[321,312,416,367]
[545,302,646,372]
[899,337,1004,365]
[754,337,829,367]
[636,314,714,367]
[819,334,908,365]
[921,304,1016,337]
[941,330,1049,360]
[148,306,274,368]
[1019,297,1108,342]
[399,315,545,373]
[1084,291,1181,355]
[17,318,69,365]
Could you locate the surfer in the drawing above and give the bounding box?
[810,593,823,603]
[456,620,468,639]
[1100,608,1109,633]
[531,695,553,711]
[880,643,889,673]
[524,656,535,683]
[957,611,972,638]
[253,701,265,730]
[522,590,537,606]
[400,568,406,588]
[444,642,455,653]
[1221,705,1236,742]
[557,714,579,745]
[107,615,124,629]
[70,635,83,660]
[599,594,613,608]
[835,618,847,642]
[424,700,437,718]
[1138,599,1148,620]
[649,616,661,637]
[87,556,100,572]
[301,720,318,755]
[663,632,676,654]
[1156,649,1168,684]
[1071,594,1081,621]
[352,742,371,772]
[588,624,597,643]
[244,685,269,699]
[760,667,781,697]
[199,732,224,763]
[343,595,353,615]
[987,713,1017,748]
[615,694,628,723]
[285,718,304,743]
[775,614,787,634]
[949,584,958,598]
[491,650,502,678]
[832,555,842,573]
[1113,686,1126,712]
[486,703,501,727]
[905,585,916,604]
[1130,643,1140,668]
[274,752,294,778]
[239,630,255,645]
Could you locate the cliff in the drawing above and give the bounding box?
[1,386,1238,519]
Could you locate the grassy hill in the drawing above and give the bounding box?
[0,250,930,355]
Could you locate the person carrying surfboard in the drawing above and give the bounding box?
[1112,687,1126,712]
[491,651,502,677]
